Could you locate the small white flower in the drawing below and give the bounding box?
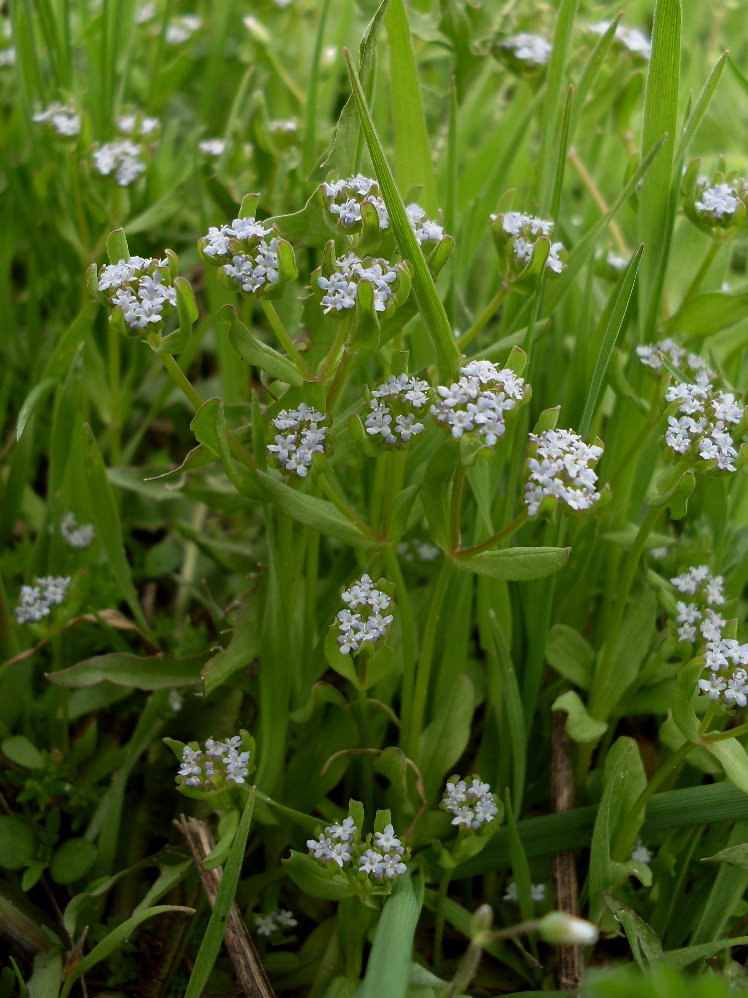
[33,102,81,137]
[60,512,95,549]
[336,575,394,655]
[501,32,552,66]
[255,914,277,936]
[631,840,651,864]
[199,138,226,157]
[524,429,604,517]
[442,775,498,830]
[92,140,146,186]
[696,183,739,218]
[166,14,201,45]
[267,405,328,477]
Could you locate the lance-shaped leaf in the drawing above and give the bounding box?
[453,546,570,582]
[222,305,304,386]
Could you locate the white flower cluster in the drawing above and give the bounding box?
[135,2,156,24]
[269,119,298,136]
[92,140,146,186]
[504,882,546,903]
[317,253,398,314]
[589,20,651,59]
[32,102,81,137]
[636,338,715,382]
[496,211,566,274]
[336,574,394,655]
[97,256,177,332]
[695,183,740,219]
[200,217,280,295]
[664,381,743,472]
[699,641,748,708]
[60,512,95,549]
[431,360,528,445]
[365,374,431,446]
[166,14,201,45]
[396,538,441,562]
[177,735,250,789]
[524,428,604,517]
[267,404,327,478]
[307,819,408,881]
[255,909,298,937]
[500,33,552,66]
[441,776,499,830]
[15,576,71,624]
[322,174,445,243]
[117,113,159,137]
[631,840,652,864]
[199,138,226,157]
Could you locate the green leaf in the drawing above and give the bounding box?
[702,843,748,869]
[552,691,607,744]
[454,547,570,582]
[47,652,208,689]
[184,790,255,998]
[82,424,151,636]
[705,738,748,796]
[421,439,460,551]
[674,51,728,166]
[664,934,748,968]
[385,0,437,215]
[637,0,682,338]
[223,305,304,385]
[589,740,633,921]
[1,736,44,770]
[49,839,97,885]
[488,610,526,811]
[595,592,657,718]
[357,873,422,998]
[16,379,56,442]
[201,589,261,697]
[671,662,703,744]
[0,817,36,870]
[283,850,356,901]
[602,894,663,969]
[418,674,473,799]
[545,624,595,690]
[345,50,459,382]
[664,289,748,338]
[537,0,577,213]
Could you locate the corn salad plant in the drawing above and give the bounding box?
[2,0,748,996]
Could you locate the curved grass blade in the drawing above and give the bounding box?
[357,872,422,998]
[536,0,577,213]
[344,49,459,382]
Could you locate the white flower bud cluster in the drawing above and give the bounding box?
[199,138,226,157]
[177,735,250,789]
[117,113,159,137]
[524,428,603,517]
[671,566,725,643]
[97,256,177,332]
[500,33,552,66]
[589,21,651,59]
[636,338,715,382]
[166,14,201,45]
[322,175,445,243]
[663,381,743,472]
[60,512,95,549]
[365,374,431,446]
[268,119,298,136]
[432,360,528,446]
[32,102,81,137]
[317,253,398,314]
[699,641,748,708]
[631,840,652,864]
[495,211,566,274]
[15,576,71,624]
[504,882,546,903]
[255,909,298,937]
[336,574,394,655]
[441,776,499,830]
[695,183,741,219]
[200,217,280,295]
[307,818,408,882]
[92,140,146,186]
[267,404,328,478]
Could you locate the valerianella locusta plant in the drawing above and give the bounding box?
[173,732,255,798]
[267,403,329,478]
[588,20,651,60]
[198,211,297,298]
[670,566,726,645]
[662,381,747,473]
[682,160,748,239]
[306,811,409,888]
[441,776,500,831]
[335,574,394,656]
[32,102,81,137]
[364,374,432,447]
[315,251,408,316]
[637,338,716,383]
[491,209,567,282]
[524,427,606,518]
[494,33,552,74]
[431,360,530,448]
[92,140,147,186]
[90,254,178,342]
[15,576,71,624]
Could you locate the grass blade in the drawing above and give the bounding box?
[357,872,422,998]
[536,0,577,213]
[345,50,459,381]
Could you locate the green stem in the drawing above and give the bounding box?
[456,284,510,352]
[320,315,351,381]
[450,465,466,552]
[433,867,453,975]
[318,475,380,540]
[326,348,354,410]
[407,557,453,760]
[260,299,314,380]
[455,509,528,559]
[612,738,696,860]
[386,546,417,754]
[159,352,205,411]
[680,240,720,305]
[108,323,121,466]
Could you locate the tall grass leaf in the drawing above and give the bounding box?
[690,821,748,945]
[664,935,748,968]
[82,423,152,636]
[418,674,473,799]
[345,49,459,382]
[356,872,422,998]
[663,288,748,337]
[16,379,56,442]
[385,0,438,216]
[602,894,664,969]
[550,86,573,222]
[504,790,534,925]
[674,51,728,166]
[60,904,195,998]
[536,0,577,213]
[566,17,620,147]
[589,742,632,921]
[303,0,333,175]
[311,0,392,181]
[578,245,643,440]
[184,789,257,998]
[637,0,682,340]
